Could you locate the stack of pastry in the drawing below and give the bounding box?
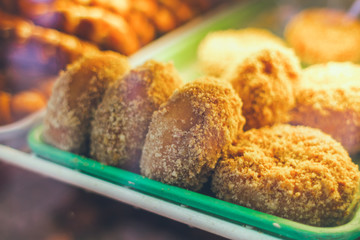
[42,43,360,227]
[0,0,223,126]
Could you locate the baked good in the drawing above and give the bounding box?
[290,62,360,155]
[140,77,245,190]
[197,28,286,77]
[285,8,360,65]
[90,60,182,172]
[212,124,360,227]
[42,51,130,154]
[224,47,301,130]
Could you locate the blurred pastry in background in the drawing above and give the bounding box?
[0,91,11,125]
[90,60,182,173]
[11,90,46,121]
[42,51,130,155]
[212,124,360,227]
[224,47,301,130]
[0,10,100,91]
[290,62,360,155]
[140,77,245,191]
[285,8,360,65]
[197,28,286,77]
[0,0,223,55]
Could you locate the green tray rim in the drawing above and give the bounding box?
[28,125,360,240]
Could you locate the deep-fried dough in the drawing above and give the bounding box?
[212,124,360,227]
[290,62,360,155]
[43,51,130,154]
[285,8,360,65]
[224,47,301,130]
[90,60,182,172]
[197,28,286,77]
[140,77,245,190]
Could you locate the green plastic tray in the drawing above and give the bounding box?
[28,125,360,240]
[28,1,360,239]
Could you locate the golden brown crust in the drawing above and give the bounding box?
[212,124,360,227]
[140,77,245,190]
[290,62,360,155]
[197,28,286,77]
[225,47,301,130]
[42,51,130,154]
[90,60,182,172]
[285,8,360,65]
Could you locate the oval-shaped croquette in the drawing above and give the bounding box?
[285,8,360,65]
[140,77,246,191]
[212,124,360,227]
[42,51,130,154]
[90,60,182,172]
[290,62,360,155]
[224,48,301,130]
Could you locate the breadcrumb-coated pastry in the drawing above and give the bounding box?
[90,60,182,172]
[43,51,130,154]
[212,124,360,227]
[140,77,246,191]
[197,28,286,77]
[285,8,360,65]
[224,47,301,130]
[290,62,360,155]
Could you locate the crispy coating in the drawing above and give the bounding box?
[290,62,360,155]
[140,77,245,191]
[43,51,130,154]
[224,48,301,130]
[90,60,182,172]
[285,8,360,65]
[197,28,286,77]
[212,124,360,227]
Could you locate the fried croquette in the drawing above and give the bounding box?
[197,28,286,77]
[140,77,245,191]
[290,62,360,155]
[285,8,360,65]
[224,47,301,130]
[212,124,360,227]
[90,60,182,172]
[43,51,130,154]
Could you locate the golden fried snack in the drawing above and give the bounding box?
[90,60,182,172]
[43,51,130,154]
[11,90,46,121]
[16,0,140,55]
[140,77,245,190]
[212,124,360,227]
[70,0,131,16]
[224,47,301,130]
[153,5,177,33]
[0,91,11,125]
[0,10,100,91]
[197,28,286,77]
[289,62,360,155]
[285,8,360,65]
[126,10,155,45]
